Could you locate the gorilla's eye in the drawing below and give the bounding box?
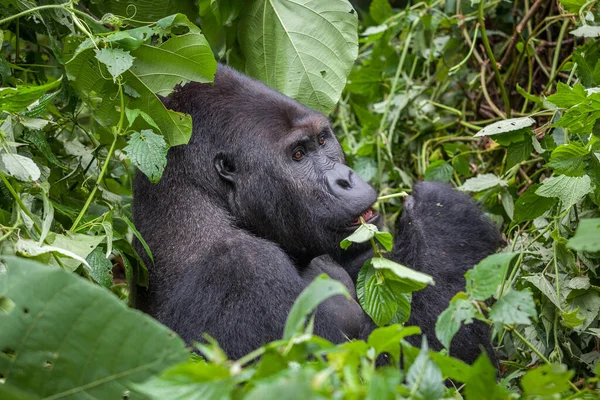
[293,149,305,160]
[318,136,326,146]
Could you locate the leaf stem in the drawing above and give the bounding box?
[478,0,511,118]
[70,85,124,231]
[0,173,41,233]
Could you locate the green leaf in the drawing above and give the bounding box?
[521,364,574,397]
[245,369,318,400]
[546,82,587,108]
[369,0,394,24]
[357,265,400,326]
[561,308,585,329]
[283,274,350,339]
[513,184,558,223]
[406,338,444,400]
[435,292,477,349]
[474,117,535,137]
[367,325,421,357]
[489,289,537,326]
[86,247,113,288]
[536,174,592,210]
[0,153,41,182]
[340,223,378,249]
[567,218,600,252]
[464,354,509,400]
[424,160,453,183]
[0,256,187,398]
[124,130,168,183]
[66,16,216,146]
[238,0,358,114]
[15,238,92,271]
[458,173,507,192]
[94,48,134,82]
[0,79,61,113]
[548,143,589,177]
[136,361,235,399]
[374,231,393,251]
[371,257,434,287]
[465,253,516,300]
[506,139,533,169]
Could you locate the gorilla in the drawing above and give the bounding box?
[132,65,502,363]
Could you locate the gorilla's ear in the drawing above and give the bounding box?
[214,152,236,184]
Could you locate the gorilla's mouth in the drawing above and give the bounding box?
[350,207,378,227]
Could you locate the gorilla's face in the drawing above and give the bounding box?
[220,112,379,264]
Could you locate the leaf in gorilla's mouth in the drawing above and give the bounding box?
[350,207,377,226]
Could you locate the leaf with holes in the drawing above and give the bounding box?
[0,256,187,398]
[94,48,134,82]
[489,289,537,326]
[474,117,535,137]
[123,130,168,183]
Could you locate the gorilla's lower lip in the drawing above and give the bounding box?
[349,206,379,227]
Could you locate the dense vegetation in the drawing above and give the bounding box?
[0,0,599,398]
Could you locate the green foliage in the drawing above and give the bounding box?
[1,0,600,398]
[0,256,187,398]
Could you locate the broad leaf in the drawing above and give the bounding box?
[458,174,507,192]
[513,184,557,223]
[474,117,535,137]
[94,48,135,82]
[124,130,168,183]
[0,256,187,398]
[489,289,537,326]
[567,218,600,252]
[238,0,358,114]
[465,253,516,300]
[536,174,592,210]
[548,143,589,177]
[66,15,216,146]
[0,79,61,113]
[521,364,574,397]
[136,362,235,400]
[0,153,41,182]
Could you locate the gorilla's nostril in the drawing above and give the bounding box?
[336,179,351,189]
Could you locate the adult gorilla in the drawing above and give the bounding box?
[133,65,501,363]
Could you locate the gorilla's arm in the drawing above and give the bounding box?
[139,232,370,360]
[390,181,502,363]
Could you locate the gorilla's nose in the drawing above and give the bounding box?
[326,163,375,203]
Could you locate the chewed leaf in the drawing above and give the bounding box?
[474,117,535,137]
[94,48,134,82]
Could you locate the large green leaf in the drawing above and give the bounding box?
[0,256,187,399]
[65,15,216,146]
[238,0,358,114]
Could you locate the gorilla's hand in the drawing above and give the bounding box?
[300,255,368,340]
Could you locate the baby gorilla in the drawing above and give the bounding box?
[133,65,502,363]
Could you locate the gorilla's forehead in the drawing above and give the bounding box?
[291,114,331,136]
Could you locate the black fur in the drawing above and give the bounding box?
[133,65,502,362]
